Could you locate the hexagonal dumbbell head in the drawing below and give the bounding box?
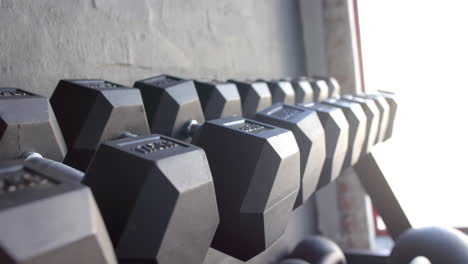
[378,91,398,141]
[307,78,329,102]
[50,80,150,171]
[298,102,348,188]
[193,80,242,120]
[192,116,300,260]
[322,98,367,168]
[228,80,272,118]
[314,76,341,98]
[0,160,117,264]
[263,80,296,104]
[254,103,326,208]
[341,95,380,155]
[356,93,390,144]
[0,88,67,162]
[84,134,219,264]
[134,75,205,140]
[287,78,314,104]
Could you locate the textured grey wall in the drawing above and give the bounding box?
[0,0,307,96]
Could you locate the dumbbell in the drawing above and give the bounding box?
[274,79,387,169]
[265,78,326,104]
[227,77,327,115]
[378,90,397,140]
[389,227,468,264]
[266,76,339,105]
[193,80,242,120]
[194,77,328,211]
[287,77,314,104]
[0,88,117,264]
[0,88,66,162]
[0,158,117,264]
[321,98,367,168]
[287,236,347,264]
[302,76,394,155]
[242,78,351,189]
[306,77,329,102]
[134,75,301,261]
[286,78,369,170]
[313,76,341,99]
[308,77,396,149]
[50,80,151,171]
[51,80,220,264]
[193,79,327,208]
[262,79,296,105]
[194,80,325,208]
[355,93,391,144]
[332,91,396,165]
[254,103,326,208]
[278,78,368,173]
[341,95,380,155]
[227,79,272,118]
[284,76,340,104]
[298,102,349,188]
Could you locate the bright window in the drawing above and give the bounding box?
[358,0,468,228]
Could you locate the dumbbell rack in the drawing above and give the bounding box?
[0,77,397,264]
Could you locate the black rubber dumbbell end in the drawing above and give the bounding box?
[0,87,67,162]
[290,236,347,264]
[192,116,300,260]
[134,75,205,140]
[0,160,117,264]
[84,134,219,264]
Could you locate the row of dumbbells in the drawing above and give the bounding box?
[0,76,396,264]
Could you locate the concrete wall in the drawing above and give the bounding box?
[0,0,308,96]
